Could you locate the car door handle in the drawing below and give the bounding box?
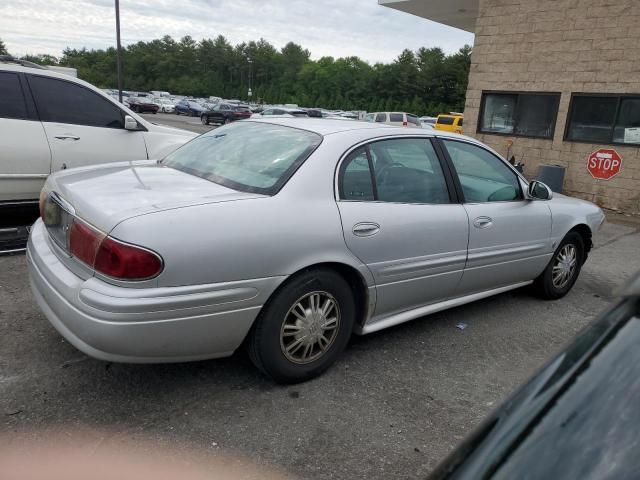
[54,134,80,140]
[473,216,493,229]
[352,222,380,237]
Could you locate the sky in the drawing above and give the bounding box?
[0,0,474,63]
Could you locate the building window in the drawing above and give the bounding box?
[565,94,640,145]
[479,92,560,139]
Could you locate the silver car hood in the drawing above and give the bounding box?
[47,161,264,233]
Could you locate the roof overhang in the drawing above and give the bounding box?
[379,0,478,33]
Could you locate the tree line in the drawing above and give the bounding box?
[3,35,471,115]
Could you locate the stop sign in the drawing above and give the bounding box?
[587,148,622,180]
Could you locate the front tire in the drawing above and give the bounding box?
[534,231,584,299]
[247,269,355,383]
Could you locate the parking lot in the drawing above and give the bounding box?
[1,113,640,479]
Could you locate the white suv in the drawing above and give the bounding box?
[0,60,196,248]
[367,111,422,128]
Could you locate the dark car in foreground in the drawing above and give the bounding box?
[127,96,159,114]
[429,273,640,480]
[201,103,252,125]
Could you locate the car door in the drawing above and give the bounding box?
[27,74,148,171]
[0,71,51,202]
[438,138,553,296]
[337,137,469,319]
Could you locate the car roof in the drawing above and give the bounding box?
[245,117,475,140]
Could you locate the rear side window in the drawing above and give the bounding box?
[29,76,125,128]
[375,113,386,123]
[163,121,322,195]
[340,148,374,201]
[0,72,28,120]
[389,113,403,122]
[437,116,455,125]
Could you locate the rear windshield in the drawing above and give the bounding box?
[406,114,420,126]
[437,116,455,125]
[163,122,322,195]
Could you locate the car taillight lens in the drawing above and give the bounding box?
[403,121,408,126]
[68,219,162,280]
[95,237,162,280]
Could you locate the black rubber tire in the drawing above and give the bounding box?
[247,269,355,384]
[533,231,584,300]
[224,117,231,125]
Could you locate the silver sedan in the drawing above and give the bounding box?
[28,119,605,383]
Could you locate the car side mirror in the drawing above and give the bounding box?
[124,115,139,131]
[527,180,553,200]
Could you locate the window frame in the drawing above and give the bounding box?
[564,92,640,147]
[25,73,130,130]
[436,137,526,204]
[478,90,561,140]
[336,136,459,205]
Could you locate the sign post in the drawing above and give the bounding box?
[587,148,622,180]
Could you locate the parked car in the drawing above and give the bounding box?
[127,96,159,114]
[370,111,422,128]
[28,119,604,383]
[250,107,309,119]
[0,59,196,251]
[429,272,640,480]
[201,103,252,125]
[154,97,175,113]
[434,113,464,134]
[175,99,205,116]
[420,116,437,128]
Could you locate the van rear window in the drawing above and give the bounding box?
[437,116,455,125]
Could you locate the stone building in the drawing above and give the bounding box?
[381,0,640,213]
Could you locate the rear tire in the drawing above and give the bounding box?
[533,231,584,300]
[247,269,355,384]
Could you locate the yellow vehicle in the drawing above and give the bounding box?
[434,112,464,134]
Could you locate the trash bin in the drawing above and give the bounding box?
[536,164,565,193]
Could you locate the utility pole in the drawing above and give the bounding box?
[115,0,123,102]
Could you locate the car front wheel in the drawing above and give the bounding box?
[247,269,355,383]
[534,231,584,299]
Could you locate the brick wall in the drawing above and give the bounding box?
[463,0,640,213]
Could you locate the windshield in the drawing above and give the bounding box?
[163,122,322,195]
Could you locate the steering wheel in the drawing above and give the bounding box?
[375,162,404,183]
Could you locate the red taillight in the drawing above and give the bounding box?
[94,237,163,280]
[403,121,408,127]
[69,220,105,267]
[68,219,162,280]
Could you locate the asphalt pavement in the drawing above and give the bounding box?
[1,113,639,479]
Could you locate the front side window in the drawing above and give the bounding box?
[479,92,560,139]
[29,75,125,128]
[339,138,450,204]
[163,122,322,195]
[0,72,28,120]
[566,94,640,145]
[443,140,521,203]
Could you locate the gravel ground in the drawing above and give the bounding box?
[1,113,639,479]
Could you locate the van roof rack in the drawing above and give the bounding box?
[0,55,47,70]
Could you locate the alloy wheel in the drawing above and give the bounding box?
[552,244,577,289]
[280,291,340,364]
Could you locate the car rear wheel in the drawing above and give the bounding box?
[534,231,584,299]
[201,115,209,125]
[247,269,355,383]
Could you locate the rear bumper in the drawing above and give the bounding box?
[27,219,284,363]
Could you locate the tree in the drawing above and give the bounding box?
[0,38,8,55]
[42,35,470,115]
